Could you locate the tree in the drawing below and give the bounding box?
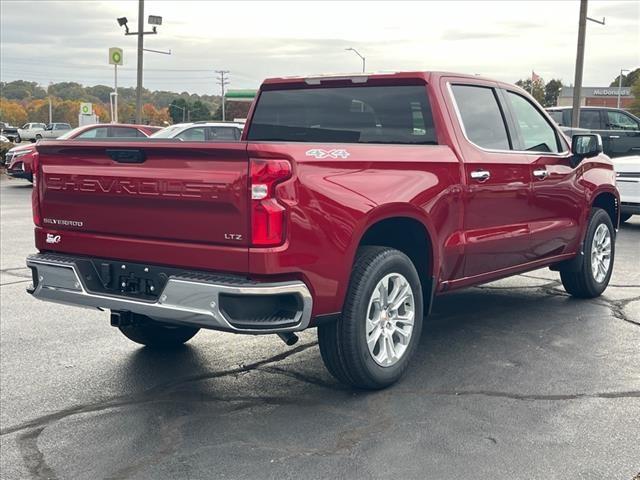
[515,78,545,105]
[190,100,211,121]
[0,99,28,125]
[0,81,46,100]
[214,101,251,121]
[543,79,563,107]
[168,98,189,123]
[629,78,640,117]
[609,67,640,88]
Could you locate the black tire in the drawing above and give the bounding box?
[15,135,21,143]
[560,208,615,298]
[35,134,42,141]
[118,316,199,348]
[620,213,632,223]
[318,246,423,389]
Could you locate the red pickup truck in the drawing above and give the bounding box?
[27,72,619,389]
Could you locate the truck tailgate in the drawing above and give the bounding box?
[35,140,250,273]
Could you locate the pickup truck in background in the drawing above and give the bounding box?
[27,72,619,389]
[0,122,19,142]
[547,106,640,158]
[35,123,72,140]
[16,122,46,143]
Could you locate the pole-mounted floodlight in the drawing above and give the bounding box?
[117,17,129,34]
[117,1,162,124]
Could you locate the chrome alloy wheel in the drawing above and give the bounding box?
[591,223,612,283]
[365,273,415,367]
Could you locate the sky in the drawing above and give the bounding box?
[1,0,639,95]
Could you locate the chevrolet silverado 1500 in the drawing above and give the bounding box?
[27,72,619,389]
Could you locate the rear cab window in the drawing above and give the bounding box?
[450,84,511,150]
[247,84,437,145]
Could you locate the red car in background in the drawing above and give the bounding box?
[4,123,161,182]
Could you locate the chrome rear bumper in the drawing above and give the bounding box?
[26,253,313,334]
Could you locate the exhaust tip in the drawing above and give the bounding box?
[277,332,299,346]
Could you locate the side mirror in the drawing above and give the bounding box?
[571,133,603,166]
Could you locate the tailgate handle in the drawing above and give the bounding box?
[107,149,146,164]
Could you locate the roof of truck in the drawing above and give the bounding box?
[261,71,503,87]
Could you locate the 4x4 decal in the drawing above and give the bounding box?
[305,149,350,159]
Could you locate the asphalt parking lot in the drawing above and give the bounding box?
[0,174,638,480]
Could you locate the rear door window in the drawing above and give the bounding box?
[579,110,603,129]
[208,127,240,140]
[451,84,511,150]
[110,127,142,138]
[176,127,206,141]
[76,127,109,139]
[247,85,436,144]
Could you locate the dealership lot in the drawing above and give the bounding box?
[0,176,638,479]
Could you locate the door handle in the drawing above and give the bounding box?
[106,149,146,164]
[470,170,490,182]
[533,169,549,180]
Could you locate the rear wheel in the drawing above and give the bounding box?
[35,134,42,141]
[118,316,199,348]
[318,246,423,389]
[560,208,614,298]
[15,135,21,143]
[620,213,632,223]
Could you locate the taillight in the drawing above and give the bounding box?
[31,151,41,227]
[250,158,292,246]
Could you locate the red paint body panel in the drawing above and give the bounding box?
[32,72,619,321]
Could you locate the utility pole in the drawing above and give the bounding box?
[48,83,53,124]
[571,0,588,128]
[571,0,605,128]
[135,0,144,124]
[216,70,230,121]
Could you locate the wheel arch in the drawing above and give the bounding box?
[591,189,619,230]
[350,208,438,313]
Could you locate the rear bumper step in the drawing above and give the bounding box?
[26,253,313,334]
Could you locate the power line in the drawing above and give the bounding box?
[215,70,230,121]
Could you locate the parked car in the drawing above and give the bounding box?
[0,122,19,142]
[6,123,160,182]
[35,123,72,140]
[0,135,11,143]
[27,71,618,389]
[613,155,640,222]
[16,123,46,143]
[150,121,244,141]
[546,106,640,158]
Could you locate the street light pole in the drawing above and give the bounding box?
[571,0,605,128]
[345,48,366,73]
[617,69,630,108]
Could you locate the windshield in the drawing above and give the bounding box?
[150,125,184,138]
[247,85,437,145]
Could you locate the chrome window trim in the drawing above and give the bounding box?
[446,82,570,157]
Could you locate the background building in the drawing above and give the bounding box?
[557,86,633,108]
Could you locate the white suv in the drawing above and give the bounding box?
[614,155,640,223]
[150,122,244,141]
